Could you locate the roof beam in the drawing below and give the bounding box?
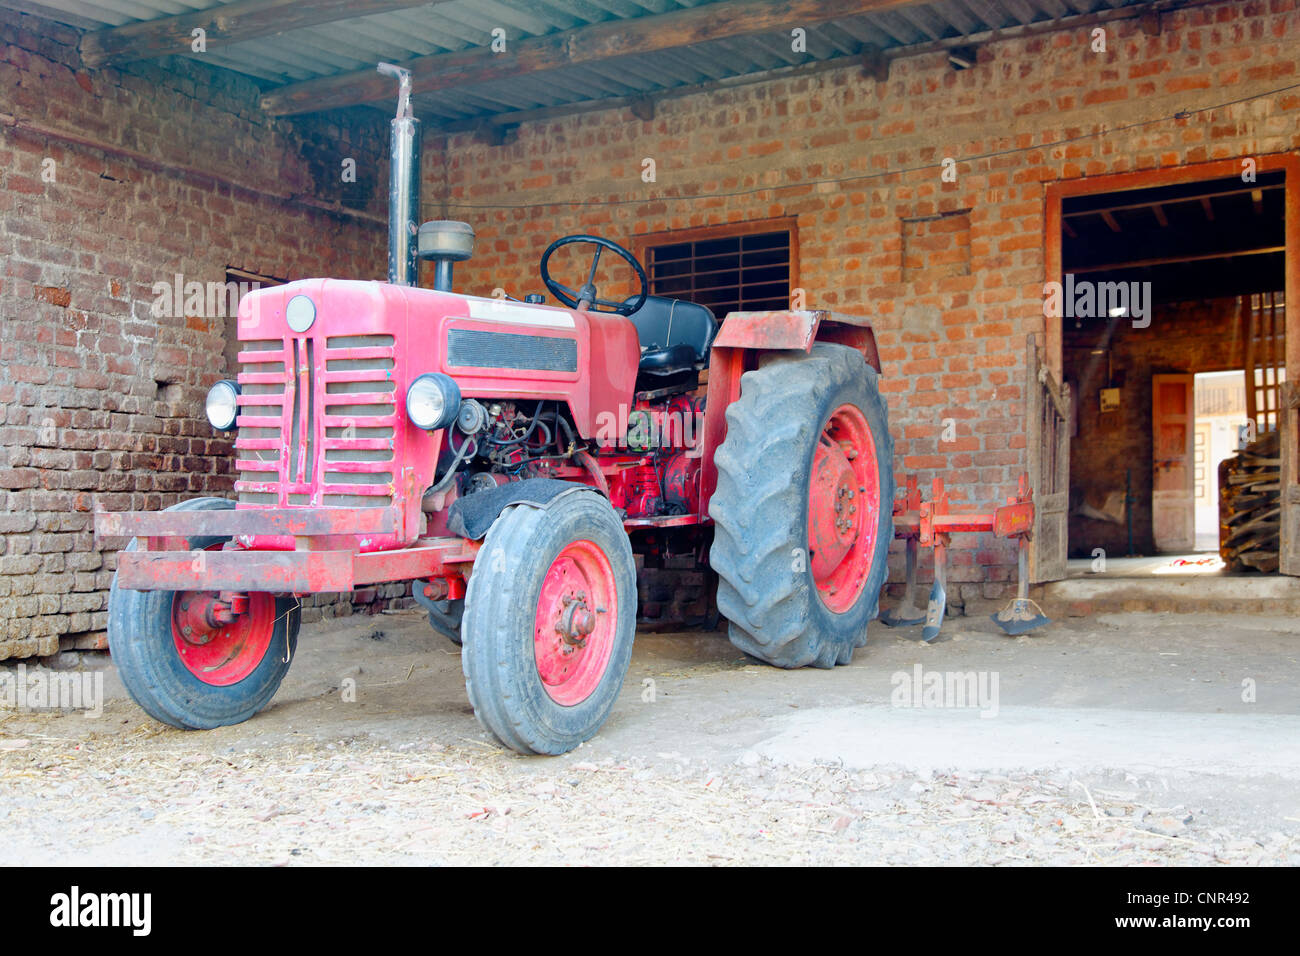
[425,0,1182,132]
[260,0,920,116]
[80,0,446,69]
[435,53,860,133]
[1062,183,1285,220]
[861,43,890,81]
[1071,245,1285,274]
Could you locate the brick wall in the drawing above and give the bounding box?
[1064,296,1251,558]
[0,10,394,660]
[433,0,1299,604]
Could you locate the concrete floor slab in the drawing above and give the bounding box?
[3,607,1299,864]
[756,704,1300,779]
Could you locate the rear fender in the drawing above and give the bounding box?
[708,309,881,373]
[700,310,883,513]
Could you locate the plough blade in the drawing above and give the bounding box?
[920,579,947,643]
[993,535,1050,636]
[880,606,926,628]
[881,536,926,627]
[992,598,1050,636]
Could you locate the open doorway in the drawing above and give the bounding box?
[1193,370,1247,552]
[1056,170,1287,577]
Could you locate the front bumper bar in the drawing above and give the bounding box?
[95,506,398,539]
[95,508,478,593]
[113,540,479,592]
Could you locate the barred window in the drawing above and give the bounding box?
[636,219,796,318]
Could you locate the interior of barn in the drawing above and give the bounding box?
[1060,170,1287,578]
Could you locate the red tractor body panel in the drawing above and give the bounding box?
[434,295,640,438]
[230,279,640,553]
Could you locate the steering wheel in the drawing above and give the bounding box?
[540,234,648,315]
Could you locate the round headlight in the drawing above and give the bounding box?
[206,379,240,431]
[285,294,316,333]
[406,374,461,431]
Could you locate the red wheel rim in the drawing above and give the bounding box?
[806,402,881,613]
[171,591,277,686]
[533,540,618,706]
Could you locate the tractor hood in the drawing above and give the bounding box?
[237,278,641,440]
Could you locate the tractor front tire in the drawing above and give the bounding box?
[108,497,300,729]
[462,490,637,755]
[709,343,894,668]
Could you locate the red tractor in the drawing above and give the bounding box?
[95,66,894,754]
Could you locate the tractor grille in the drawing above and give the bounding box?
[447,328,577,372]
[234,333,396,508]
[234,339,286,506]
[321,334,396,507]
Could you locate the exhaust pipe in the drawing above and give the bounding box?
[379,62,420,286]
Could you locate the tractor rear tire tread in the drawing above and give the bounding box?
[709,344,894,669]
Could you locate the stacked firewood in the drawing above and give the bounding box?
[1218,429,1281,572]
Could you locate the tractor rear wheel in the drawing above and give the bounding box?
[108,497,300,729]
[709,343,894,668]
[462,490,637,755]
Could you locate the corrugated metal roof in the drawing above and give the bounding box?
[11,0,1151,123]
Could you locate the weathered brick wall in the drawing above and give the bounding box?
[0,10,394,659]
[435,0,1299,603]
[1064,296,1251,558]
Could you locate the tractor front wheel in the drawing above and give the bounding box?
[462,490,637,755]
[709,343,894,668]
[108,497,300,729]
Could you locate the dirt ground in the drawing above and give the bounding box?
[2,607,1299,866]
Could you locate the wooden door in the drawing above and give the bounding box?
[1027,336,1070,582]
[1152,373,1195,552]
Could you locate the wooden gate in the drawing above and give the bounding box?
[1245,292,1285,434]
[1280,380,1300,574]
[1027,335,1070,582]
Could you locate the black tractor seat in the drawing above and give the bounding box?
[638,342,698,372]
[624,295,718,379]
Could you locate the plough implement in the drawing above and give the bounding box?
[881,473,1049,641]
